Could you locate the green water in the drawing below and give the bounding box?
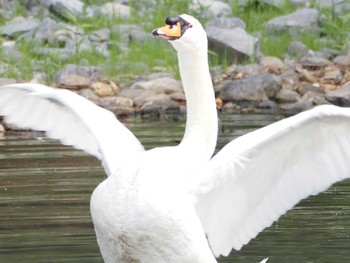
[0,113,349,263]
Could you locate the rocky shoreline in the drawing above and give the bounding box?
[0,0,350,131]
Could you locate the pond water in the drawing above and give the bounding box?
[0,113,349,263]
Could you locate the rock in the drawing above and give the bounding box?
[302,91,329,106]
[219,74,282,103]
[111,24,148,43]
[90,81,118,97]
[259,56,284,73]
[205,17,246,30]
[315,48,342,60]
[78,88,134,115]
[257,100,278,113]
[57,75,92,89]
[97,2,130,18]
[141,97,180,117]
[205,26,259,64]
[326,81,350,106]
[265,8,319,35]
[115,96,133,109]
[89,28,110,42]
[333,55,350,67]
[279,99,313,114]
[54,64,100,89]
[40,0,84,18]
[276,88,301,102]
[0,16,39,37]
[280,68,300,88]
[295,67,317,83]
[298,82,325,96]
[322,66,343,84]
[301,56,333,68]
[0,78,16,86]
[132,77,183,95]
[119,89,158,107]
[191,0,232,17]
[287,41,309,59]
[20,18,63,44]
[317,0,350,15]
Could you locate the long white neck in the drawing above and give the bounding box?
[177,49,218,161]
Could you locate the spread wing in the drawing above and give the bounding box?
[0,83,144,175]
[190,105,350,257]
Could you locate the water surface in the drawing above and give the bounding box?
[0,113,349,263]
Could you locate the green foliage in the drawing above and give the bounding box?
[0,0,349,82]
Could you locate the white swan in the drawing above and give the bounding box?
[0,14,350,263]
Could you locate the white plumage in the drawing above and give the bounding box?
[0,14,349,263]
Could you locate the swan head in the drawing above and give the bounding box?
[152,14,207,54]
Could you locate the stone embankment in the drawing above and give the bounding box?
[0,0,350,133]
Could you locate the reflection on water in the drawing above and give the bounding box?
[0,113,349,263]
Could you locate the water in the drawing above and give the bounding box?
[0,113,349,263]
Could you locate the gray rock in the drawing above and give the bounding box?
[302,91,329,106]
[279,99,313,114]
[287,41,309,59]
[132,77,183,95]
[206,26,259,64]
[301,56,333,68]
[96,2,130,18]
[298,82,325,96]
[257,100,278,113]
[141,98,180,117]
[112,24,148,43]
[265,8,319,35]
[317,0,350,15]
[54,64,101,89]
[276,88,301,102]
[314,48,342,60]
[20,18,65,44]
[119,89,157,107]
[326,81,350,106]
[191,0,232,17]
[333,55,350,67]
[40,0,84,17]
[219,74,282,103]
[0,16,39,37]
[89,28,110,42]
[205,17,246,30]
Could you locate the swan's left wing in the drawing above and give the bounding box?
[190,105,350,257]
[0,83,145,175]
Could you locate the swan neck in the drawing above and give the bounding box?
[178,51,218,161]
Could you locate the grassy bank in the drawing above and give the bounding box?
[0,0,349,83]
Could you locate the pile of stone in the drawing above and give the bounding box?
[0,0,349,124]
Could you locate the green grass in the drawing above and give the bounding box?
[0,0,349,83]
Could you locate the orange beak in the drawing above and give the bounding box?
[152,22,182,40]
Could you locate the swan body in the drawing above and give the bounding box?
[1,14,350,262]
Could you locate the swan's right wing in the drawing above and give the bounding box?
[0,83,145,175]
[190,105,350,257]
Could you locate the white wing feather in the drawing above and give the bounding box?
[0,83,144,175]
[191,105,350,257]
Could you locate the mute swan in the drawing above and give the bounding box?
[0,14,350,263]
